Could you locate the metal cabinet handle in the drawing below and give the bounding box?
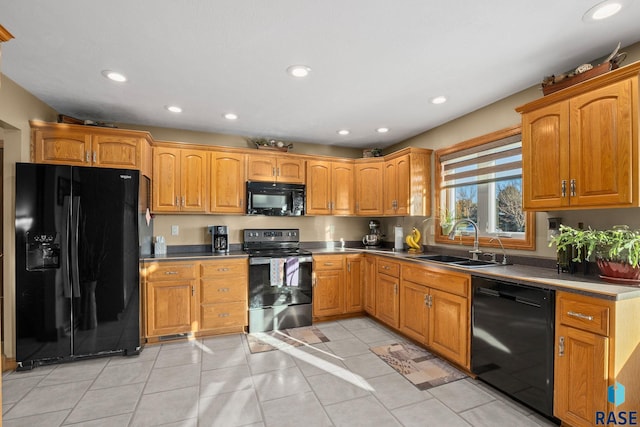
[218,313,229,318]
[570,179,576,197]
[347,262,351,273]
[277,167,280,177]
[182,196,185,207]
[559,336,565,357]
[394,283,398,294]
[324,262,334,266]
[272,167,277,177]
[86,151,90,163]
[383,265,390,270]
[164,271,178,275]
[192,286,195,296]
[175,196,180,207]
[217,268,229,272]
[217,287,230,292]
[567,310,593,321]
[93,151,97,163]
[561,180,567,197]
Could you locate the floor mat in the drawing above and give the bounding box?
[247,326,330,353]
[370,342,467,390]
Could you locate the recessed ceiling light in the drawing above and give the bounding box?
[223,113,238,120]
[431,95,447,105]
[287,65,311,78]
[583,0,625,22]
[101,70,127,82]
[376,127,389,133]
[165,105,182,113]
[337,129,350,136]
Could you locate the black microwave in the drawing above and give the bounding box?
[246,181,305,216]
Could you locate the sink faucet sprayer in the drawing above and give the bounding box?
[448,219,482,260]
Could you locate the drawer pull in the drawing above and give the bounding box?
[559,336,565,357]
[383,265,390,270]
[217,288,230,292]
[218,313,229,318]
[567,311,594,321]
[164,271,178,275]
[217,268,230,272]
[324,262,334,266]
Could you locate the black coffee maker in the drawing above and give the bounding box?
[208,225,229,253]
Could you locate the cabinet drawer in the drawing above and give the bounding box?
[146,263,197,281]
[402,264,469,297]
[200,302,247,330]
[377,259,400,277]
[557,293,611,336]
[314,255,345,270]
[200,259,247,278]
[200,280,247,304]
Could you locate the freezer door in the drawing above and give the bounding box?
[15,163,73,367]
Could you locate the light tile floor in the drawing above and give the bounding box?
[2,317,559,426]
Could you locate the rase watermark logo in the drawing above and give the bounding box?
[596,382,637,425]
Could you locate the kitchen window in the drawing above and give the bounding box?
[434,125,535,250]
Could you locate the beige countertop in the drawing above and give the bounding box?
[312,247,640,301]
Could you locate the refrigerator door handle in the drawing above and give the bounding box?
[70,196,81,297]
[61,196,72,298]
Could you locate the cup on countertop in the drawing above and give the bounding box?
[154,236,166,255]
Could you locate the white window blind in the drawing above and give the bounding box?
[440,134,522,189]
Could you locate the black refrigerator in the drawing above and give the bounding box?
[15,163,152,370]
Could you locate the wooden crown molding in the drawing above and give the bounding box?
[0,25,15,43]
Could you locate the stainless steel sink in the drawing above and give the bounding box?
[415,254,469,263]
[416,254,503,268]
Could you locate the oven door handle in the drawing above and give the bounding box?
[249,255,313,265]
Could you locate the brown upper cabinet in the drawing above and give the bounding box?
[152,146,208,213]
[382,148,432,216]
[30,121,153,176]
[247,154,305,184]
[210,151,246,213]
[306,159,355,215]
[517,62,640,210]
[354,159,384,216]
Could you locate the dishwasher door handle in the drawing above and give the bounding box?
[476,287,500,297]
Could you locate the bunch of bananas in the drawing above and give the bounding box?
[405,227,422,252]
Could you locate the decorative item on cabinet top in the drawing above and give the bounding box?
[541,42,626,95]
[248,137,293,152]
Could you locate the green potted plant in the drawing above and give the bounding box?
[438,207,455,235]
[549,224,640,282]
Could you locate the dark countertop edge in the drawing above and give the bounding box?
[312,247,640,301]
[141,251,248,262]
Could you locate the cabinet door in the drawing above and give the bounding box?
[570,79,634,208]
[332,162,355,215]
[376,273,399,328]
[152,147,181,212]
[210,152,246,213]
[147,279,196,337]
[400,281,428,344]
[180,149,208,212]
[92,134,141,169]
[313,269,345,317]
[363,256,377,315]
[522,101,570,210]
[277,158,305,184]
[383,159,398,215]
[428,289,468,368]
[306,160,332,215]
[247,155,277,182]
[395,155,411,215]
[554,324,608,426]
[33,128,90,166]
[345,255,363,313]
[355,161,383,215]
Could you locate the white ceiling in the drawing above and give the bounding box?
[3,1,640,148]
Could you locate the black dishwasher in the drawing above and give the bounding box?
[471,276,555,418]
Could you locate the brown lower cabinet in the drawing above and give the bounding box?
[399,262,470,369]
[554,291,640,427]
[312,254,364,319]
[143,258,247,340]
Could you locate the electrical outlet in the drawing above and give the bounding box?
[171,225,179,236]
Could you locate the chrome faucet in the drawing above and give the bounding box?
[448,219,482,260]
[489,236,508,265]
